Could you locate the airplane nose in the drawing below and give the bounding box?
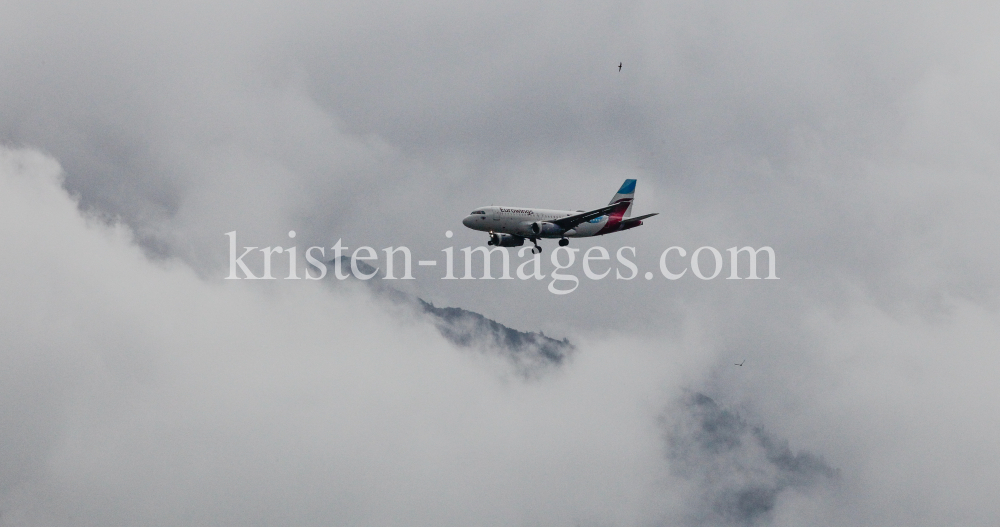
[462,216,473,228]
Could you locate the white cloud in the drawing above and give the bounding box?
[3,1,1000,524]
[0,146,690,526]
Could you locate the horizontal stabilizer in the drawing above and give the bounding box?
[627,213,658,222]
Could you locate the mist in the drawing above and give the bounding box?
[3,0,1000,524]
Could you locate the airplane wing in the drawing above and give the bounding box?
[551,203,623,230]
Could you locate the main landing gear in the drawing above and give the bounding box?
[530,237,543,254]
[527,238,568,254]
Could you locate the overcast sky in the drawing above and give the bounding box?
[2,1,1000,525]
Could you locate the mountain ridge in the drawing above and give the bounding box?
[329,256,574,376]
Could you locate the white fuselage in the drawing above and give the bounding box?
[462,206,610,238]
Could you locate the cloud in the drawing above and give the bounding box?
[0,145,687,526]
[2,0,995,335]
[3,1,1000,524]
[328,256,574,377]
[5,143,1000,525]
[4,1,998,314]
[664,392,837,527]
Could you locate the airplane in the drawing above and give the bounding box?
[461,179,658,254]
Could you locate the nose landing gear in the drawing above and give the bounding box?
[558,238,569,247]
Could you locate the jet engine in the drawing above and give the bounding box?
[530,222,564,237]
[488,233,525,247]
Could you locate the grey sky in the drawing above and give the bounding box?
[2,0,1000,525]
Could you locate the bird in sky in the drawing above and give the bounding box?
[735,360,745,366]
[619,62,622,72]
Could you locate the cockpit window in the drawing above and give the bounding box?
[471,210,486,215]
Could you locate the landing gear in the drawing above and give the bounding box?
[530,237,543,254]
[558,238,569,247]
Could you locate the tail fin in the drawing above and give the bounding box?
[608,179,636,218]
